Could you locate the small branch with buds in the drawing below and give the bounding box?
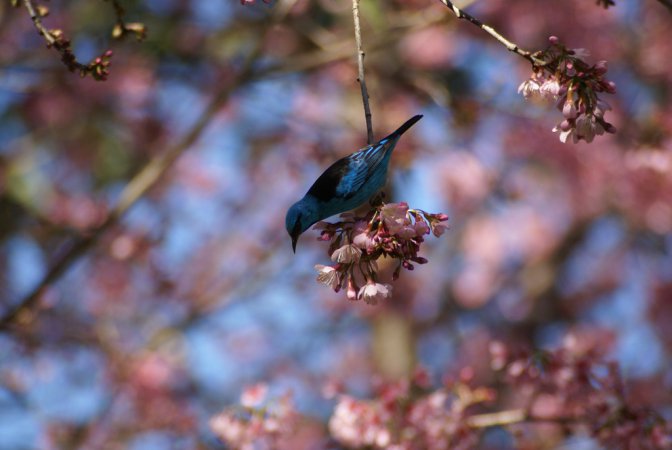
[107,0,147,41]
[20,0,145,80]
[352,0,374,144]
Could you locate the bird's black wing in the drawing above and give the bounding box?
[306,156,351,202]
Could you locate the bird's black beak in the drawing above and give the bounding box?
[291,214,302,253]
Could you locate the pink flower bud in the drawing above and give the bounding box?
[594,60,608,75]
[560,120,572,132]
[606,81,616,93]
[562,101,577,119]
[549,36,559,44]
[104,49,113,57]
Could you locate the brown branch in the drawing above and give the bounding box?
[23,0,114,80]
[352,0,374,144]
[437,0,546,67]
[23,0,82,68]
[22,0,145,79]
[107,0,147,40]
[467,408,579,429]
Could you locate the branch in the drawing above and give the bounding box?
[467,409,579,429]
[437,0,546,67]
[352,0,374,144]
[23,0,85,70]
[22,0,145,80]
[107,0,147,40]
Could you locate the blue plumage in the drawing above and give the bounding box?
[286,115,423,252]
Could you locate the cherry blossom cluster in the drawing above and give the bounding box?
[313,201,448,304]
[209,383,298,449]
[492,340,671,449]
[328,368,491,450]
[518,36,617,144]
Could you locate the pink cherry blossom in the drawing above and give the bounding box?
[311,201,448,302]
[330,243,362,263]
[519,36,616,143]
[358,281,392,305]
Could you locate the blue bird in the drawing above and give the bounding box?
[286,114,423,252]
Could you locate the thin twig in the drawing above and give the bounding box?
[23,0,113,79]
[107,0,147,40]
[352,0,374,144]
[437,0,546,67]
[467,409,579,429]
[23,0,85,72]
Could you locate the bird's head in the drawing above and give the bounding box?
[285,198,319,253]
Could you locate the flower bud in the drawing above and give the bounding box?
[549,36,559,44]
[562,101,577,119]
[346,278,358,301]
[594,60,608,75]
[604,122,617,134]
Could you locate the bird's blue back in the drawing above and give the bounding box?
[323,138,396,216]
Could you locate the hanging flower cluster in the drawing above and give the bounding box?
[518,36,617,144]
[313,200,448,304]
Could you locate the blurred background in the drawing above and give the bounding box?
[0,0,671,448]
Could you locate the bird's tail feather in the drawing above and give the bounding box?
[385,114,423,140]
